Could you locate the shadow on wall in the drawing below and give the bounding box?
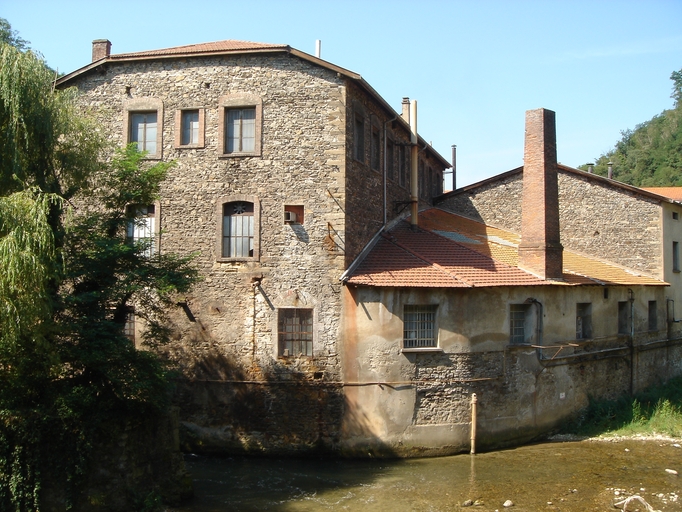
[170,346,397,458]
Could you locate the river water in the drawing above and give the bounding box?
[173,438,681,511]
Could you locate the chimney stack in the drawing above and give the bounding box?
[401,97,410,123]
[92,39,111,62]
[518,108,563,280]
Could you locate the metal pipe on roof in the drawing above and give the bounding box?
[452,145,457,190]
[315,40,321,58]
[410,100,419,229]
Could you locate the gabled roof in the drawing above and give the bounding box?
[436,164,679,205]
[641,187,682,202]
[56,39,450,169]
[344,208,666,288]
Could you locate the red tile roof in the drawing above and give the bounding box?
[345,208,666,288]
[110,40,289,60]
[641,187,682,201]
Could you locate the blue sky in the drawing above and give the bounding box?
[3,0,681,189]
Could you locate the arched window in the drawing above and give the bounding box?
[222,201,254,258]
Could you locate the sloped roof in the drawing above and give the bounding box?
[55,39,450,168]
[109,40,289,59]
[641,187,682,202]
[345,208,666,288]
[437,164,678,205]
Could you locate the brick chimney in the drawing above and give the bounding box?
[518,108,563,280]
[92,39,111,62]
[401,97,410,123]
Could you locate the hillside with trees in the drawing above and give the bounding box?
[584,69,682,186]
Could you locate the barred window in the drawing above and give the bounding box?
[509,304,529,344]
[403,305,438,348]
[278,308,313,357]
[222,201,254,258]
[126,204,156,257]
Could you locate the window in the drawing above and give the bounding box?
[354,113,365,162]
[674,212,679,220]
[576,303,592,340]
[130,112,157,154]
[403,305,438,348]
[510,304,531,344]
[618,301,629,335]
[386,138,395,182]
[124,98,163,158]
[126,204,156,257]
[674,241,680,272]
[175,108,205,147]
[218,94,262,156]
[278,308,313,357]
[123,309,136,343]
[371,124,380,171]
[222,201,254,258]
[648,301,658,331]
[225,108,255,153]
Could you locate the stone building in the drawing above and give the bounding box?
[57,40,682,457]
[56,39,449,456]
[342,109,682,454]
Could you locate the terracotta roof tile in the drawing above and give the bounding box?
[346,208,666,288]
[110,40,288,60]
[641,187,682,201]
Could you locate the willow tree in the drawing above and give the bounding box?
[0,28,196,510]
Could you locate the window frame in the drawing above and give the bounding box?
[218,94,262,157]
[125,202,160,257]
[124,98,163,159]
[674,241,680,273]
[174,108,205,148]
[617,301,630,335]
[370,122,381,171]
[277,307,314,358]
[576,302,593,340]
[648,300,658,331]
[509,303,532,345]
[402,304,439,351]
[216,195,260,262]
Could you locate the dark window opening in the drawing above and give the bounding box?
[278,308,313,357]
[403,305,437,348]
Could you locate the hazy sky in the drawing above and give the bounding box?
[3,0,681,189]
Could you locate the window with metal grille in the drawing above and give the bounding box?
[129,112,157,154]
[126,204,156,257]
[222,201,254,258]
[278,308,313,357]
[403,305,437,348]
[509,304,529,344]
[225,107,256,153]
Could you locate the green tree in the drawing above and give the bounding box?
[0,24,196,510]
[0,17,28,51]
[581,68,682,186]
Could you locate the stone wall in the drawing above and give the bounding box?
[437,170,663,277]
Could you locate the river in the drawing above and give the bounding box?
[172,438,681,511]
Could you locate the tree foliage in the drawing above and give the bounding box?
[0,21,197,510]
[582,68,682,186]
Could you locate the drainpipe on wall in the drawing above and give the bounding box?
[410,100,419,230]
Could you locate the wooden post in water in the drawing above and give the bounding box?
[470,393,477,454]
